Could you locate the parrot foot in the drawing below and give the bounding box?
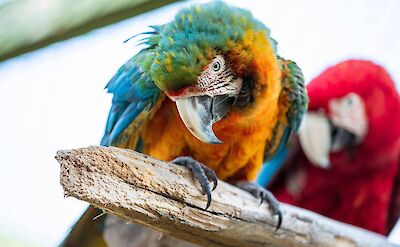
[171,156,218,210]
[235,181,282,230]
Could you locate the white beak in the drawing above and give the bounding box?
[298,112,331,168]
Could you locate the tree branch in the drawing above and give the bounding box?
[0,0,177,62]
[56,146,395,247]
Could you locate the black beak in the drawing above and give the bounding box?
[329,120,356,152]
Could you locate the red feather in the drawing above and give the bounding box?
[270,60,400,235]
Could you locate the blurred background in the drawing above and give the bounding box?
[0,0,399,246]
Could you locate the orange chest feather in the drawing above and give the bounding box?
[141,98,279,180]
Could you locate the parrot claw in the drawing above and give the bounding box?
[235,181,282,231]
[171,156,218,210]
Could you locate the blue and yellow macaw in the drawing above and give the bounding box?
[61,2,308,246]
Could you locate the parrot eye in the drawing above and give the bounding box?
[344,93,359,107]
[212,61,221,71]
[210,55,225,74]
[346,97,353,105]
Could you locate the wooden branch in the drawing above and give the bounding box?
[0,0,177,62]
[56,146,395,247]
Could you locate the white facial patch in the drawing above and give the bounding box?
[329,93,368,143]
[166,55,243,101]
[196,55,243,97]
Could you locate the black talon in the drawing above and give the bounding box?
[205,188,212,210]
[171,156,218,210]
[204,168,218,191]
[235,181,282,230]
[275,211,282,231]
[259,190,264,205]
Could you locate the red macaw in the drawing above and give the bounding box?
[269,60,400,235]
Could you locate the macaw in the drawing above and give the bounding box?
[267,60,400,235]
[61,2,308,246]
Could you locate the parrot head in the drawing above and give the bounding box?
[148,1,279,144]
[299,60,400,171]
[163,54,243,144]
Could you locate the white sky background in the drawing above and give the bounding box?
[0,0,399,246]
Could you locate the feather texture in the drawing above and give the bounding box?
[258,58,308,186]
[101,48,162,147]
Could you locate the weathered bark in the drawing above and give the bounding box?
[56,146,395,247]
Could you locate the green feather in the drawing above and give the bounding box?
[148,1,274,91]
[281,58,308,132]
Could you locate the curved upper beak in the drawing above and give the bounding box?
[175,95,234,144]
[299,112,358,168]
[298,112,331,168]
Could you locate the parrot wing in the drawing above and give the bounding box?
[101,29,164,148]
[265,58,308,160]
[257,58,308,186]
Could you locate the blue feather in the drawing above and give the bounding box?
[106,102,144,144]
[101,53,160,146]
[257,148,288,187]
[257,127,291,187]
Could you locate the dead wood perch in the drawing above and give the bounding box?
[56,146,396,247]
